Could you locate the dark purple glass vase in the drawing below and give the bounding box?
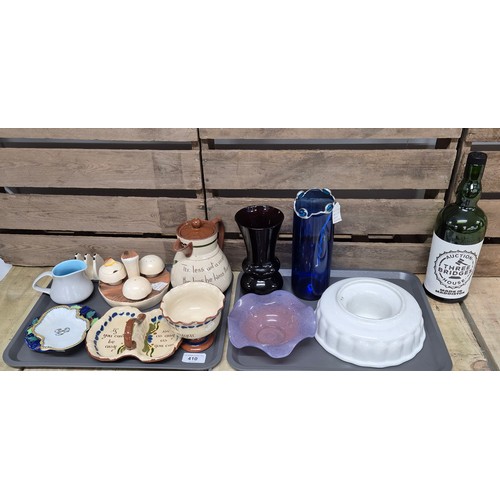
[235,205,284,295]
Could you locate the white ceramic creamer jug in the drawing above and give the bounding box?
[171,217,232,292]
[32,259,94,304]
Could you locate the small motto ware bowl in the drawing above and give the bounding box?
[315,277,426,368]
[228,290,317,358]
[160,281,225,340]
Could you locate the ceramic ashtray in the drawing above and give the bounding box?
[315,277,426,368]
[86,306,182,363]
[28,305,94,352]
[228,290,317,358]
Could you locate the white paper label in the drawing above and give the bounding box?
[424,233,483,299]
[151,281,168,292]
[332,202,342,224]
[181,352,206,364]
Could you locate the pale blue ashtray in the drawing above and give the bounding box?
[228,290,316,358]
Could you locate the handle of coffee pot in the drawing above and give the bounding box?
[32,271,54,295]
[123,314,146,350]
[210,217,225,250]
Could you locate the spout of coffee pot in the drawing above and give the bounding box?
[173,239,193,259]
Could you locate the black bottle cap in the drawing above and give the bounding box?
[467,151,487,165]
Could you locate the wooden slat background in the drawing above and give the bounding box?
[0,149,201,189]
[0,128,498,275]
[0,194,204,234]
[0,234,178,266]
[202,150,455,190]
[0,128,198,142]
[441,128,500,276]
[199,128,462,140]
[0,128,203,266]
[208,198,442,235]
[201,128,462,273]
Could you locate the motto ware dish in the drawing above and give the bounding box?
[160,281,225,352]
[228,290,317,358]
[315,277,426,368]
[86,306,182,362]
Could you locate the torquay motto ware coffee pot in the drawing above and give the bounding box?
[170,217,232,292]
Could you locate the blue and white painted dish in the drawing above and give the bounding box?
[85,306,182,362]
[26,305,97,352]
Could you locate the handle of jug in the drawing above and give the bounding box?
[32,271,54,295]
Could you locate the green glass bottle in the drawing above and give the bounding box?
[423,151,488,302]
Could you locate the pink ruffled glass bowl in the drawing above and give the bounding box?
[228,290,316,358]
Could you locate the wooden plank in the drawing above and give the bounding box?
[224,240,500,276]
[482,200,500,237]
[0,234,178,266]
[461,277,500,369]
[477,151,500,193]
[199,128,462,140]
[414,275,490,370]
[0,149,201,189]
[203,150,455,190]
[2,237,497,276]
[0,194,204,234]
[208,197,444,235]
[466,129,500,143]
[475,244,500,276]
[223,239,432,273]
[0,128,198,142]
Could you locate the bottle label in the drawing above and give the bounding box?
[424,233,483,299]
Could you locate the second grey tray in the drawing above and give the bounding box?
[227,269,452,371]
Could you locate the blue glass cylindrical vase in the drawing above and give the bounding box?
[291,188,336,300]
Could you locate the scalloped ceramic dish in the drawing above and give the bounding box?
[86,306,182,363]
[31,305,91,351]
[228,290,317,358]
[315,277,426,368]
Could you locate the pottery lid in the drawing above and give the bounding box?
[177,218,217,240]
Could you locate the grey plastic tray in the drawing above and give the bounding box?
[227,269,452,371]
[3,280,232,371]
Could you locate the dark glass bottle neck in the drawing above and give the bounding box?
[455,163,484,208]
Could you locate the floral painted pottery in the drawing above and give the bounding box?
[25,305,99,352]
[234,205,284,295]
[86,307,182,362]
[171,217,232,292]
[292,188,341,300]
[32,259,94,305]
[29,305,92,351]
[160,281,225,352]
[228,290,316,358]
[315,277,426,368]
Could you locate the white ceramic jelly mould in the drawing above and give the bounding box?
[315,277,426,368]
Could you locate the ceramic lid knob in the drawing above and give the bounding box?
[177,218,216,240]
